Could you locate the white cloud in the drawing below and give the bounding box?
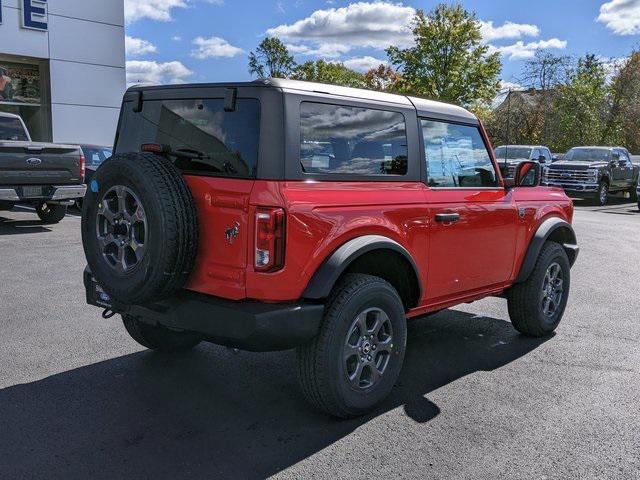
[597,0,640,35]
[204,0,224,4]
[125,36,157,56]
[172,35,182,41]
[287,43,351,58]
[342,56,387,72]
[191,36,244,59]
[267,2,416,50]
[126,60,193,86]
[479,20,539,41]
[489,38,568,60]
[124,0,188,23]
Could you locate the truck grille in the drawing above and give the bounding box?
[544,169,595,183]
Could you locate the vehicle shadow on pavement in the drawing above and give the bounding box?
[0,310,550,479]
[0,216,52,235]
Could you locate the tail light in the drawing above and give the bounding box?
[255,207,286,272]
[79,154,86,181]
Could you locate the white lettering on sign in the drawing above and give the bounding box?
[0,0,48,31]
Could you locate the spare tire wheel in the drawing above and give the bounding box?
[81,152,198,305]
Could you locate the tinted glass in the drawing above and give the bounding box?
[300,102,408,176]
[82,147,113,168]
[422,120,498,188]
[494,146,532,160]
[0,116,28,141]
[564,148,610,162]
[116,98,261,178]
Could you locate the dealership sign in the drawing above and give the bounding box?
[0,0,48,31]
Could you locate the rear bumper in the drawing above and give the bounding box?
[83,268,324,352]
[0,184,87,202]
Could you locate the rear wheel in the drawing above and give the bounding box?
[296,274,407,418]
[36,202,67,224]
[123,315,202,352]
[508,242,570,337]
[593,181,609,206]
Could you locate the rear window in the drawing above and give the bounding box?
[300,102,408,176]
[0,116,28,141]
[116,98,261,178]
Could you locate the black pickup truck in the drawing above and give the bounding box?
[0,112,86,223]
[543,146,639,206]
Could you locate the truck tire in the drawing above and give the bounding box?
[593,181,609,206]
[296,274,407,418]
[629,185,638,202]
[36,202,67,224]
[81,152,198,305]
[123,315,202,352]
[507,241,570,337]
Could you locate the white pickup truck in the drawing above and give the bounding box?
[0,112,86,223]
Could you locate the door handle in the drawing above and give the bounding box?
[435,213,460,223]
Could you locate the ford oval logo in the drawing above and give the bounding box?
[26,157,42,166]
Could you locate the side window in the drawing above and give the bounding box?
[543,149,553,161]
[421,119,499,188]
[531,149,542,161]
[300,102,408,176]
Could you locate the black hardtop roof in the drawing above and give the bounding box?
[127,78,478,124]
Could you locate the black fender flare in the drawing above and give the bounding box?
[515,217,579,284]
[303,235,422,302]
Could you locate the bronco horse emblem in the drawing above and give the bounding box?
[225,222,240,244]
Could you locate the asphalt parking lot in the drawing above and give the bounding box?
[0,199,638,480]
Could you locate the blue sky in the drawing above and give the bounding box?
[124,0,640,89]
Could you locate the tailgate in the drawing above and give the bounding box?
[0,142,82,185]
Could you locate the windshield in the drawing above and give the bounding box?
[82,147,112,167]
[494,146,532,160]
[564,148,611,162]
[0,116,29,141]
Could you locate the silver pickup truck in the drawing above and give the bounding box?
[0,112,86,223]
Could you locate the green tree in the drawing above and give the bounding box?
[387,4,501,106]
[553,54,609,151]
[291,60,366,88]
[603,51,640,152]
[248,37,296,78]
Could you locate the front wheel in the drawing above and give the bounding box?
[36,202,67,224]
[296,274,407,418]
[507,242,571,337]
[593,181,609,206]
[122,315,202,352]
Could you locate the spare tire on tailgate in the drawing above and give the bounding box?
[81,152,198,305]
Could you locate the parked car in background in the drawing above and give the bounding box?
[494,145,555,178]
[0,112,86,223]
[82,79,579,418]
[76,145,112,209]
[543,146,639,206]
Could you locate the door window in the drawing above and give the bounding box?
[421,119,499,188]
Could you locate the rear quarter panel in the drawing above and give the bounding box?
[245,180,429,302]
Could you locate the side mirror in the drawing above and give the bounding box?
[514,160,541,187]
[538,155,546,163]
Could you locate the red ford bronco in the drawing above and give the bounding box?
[82,79,578,418]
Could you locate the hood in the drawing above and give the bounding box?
[548,160,607,170]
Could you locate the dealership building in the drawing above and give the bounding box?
[0,0,126,146]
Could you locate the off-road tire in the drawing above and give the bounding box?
[81,152,198,305]
[593,181,609,206]
[123,315,202,352]
[297,274,407,418]
[36,202,67,224]
[508,241,571,337]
